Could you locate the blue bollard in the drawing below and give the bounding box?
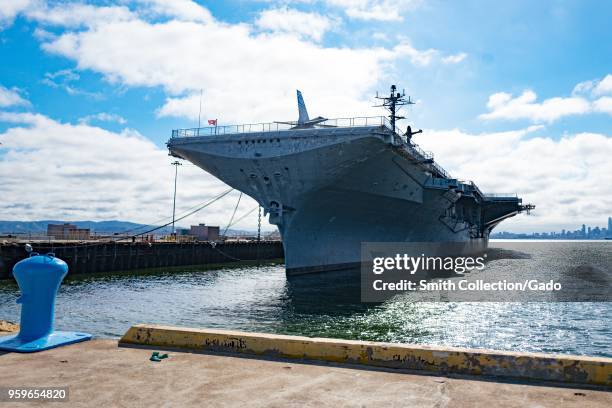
[0,253,91,352]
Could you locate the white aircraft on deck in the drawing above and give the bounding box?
[275,90,331,129]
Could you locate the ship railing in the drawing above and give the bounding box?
[171,116,390,138]
[401,141,452,179]
[484,193,517,197]
[319,116,391,128]
[427,177,458,187]
[430,163,451,179]
[172,122,293,137]
[483,193,518,199]
[427,177,513,200]
[461,180,513,200]
[455,180,482,196]
[405,142,433,160]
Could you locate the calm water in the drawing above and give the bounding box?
[0,241,610,357]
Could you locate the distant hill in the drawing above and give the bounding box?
[0,220,256,237]
[0,220,170,235]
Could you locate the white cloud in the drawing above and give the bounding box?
[393,42,437,67]
[481,75,612,123]
[3,1,461,123]
[255,7,337,42]
[325,0,422,21]
[0,85,30,108]
[0,111,39,124]
[0,0,32,29]
[32,27,55,41]
[593,74,612,96]
[442,52,467,64]
[41,69,103,99]
[29,2,447,123]
[43,69,80,83]
[572,79,594,95]
[18,0,212,28]
[573,74,612,97]
[372,32,389,41]
[7,0,210,30]
[135,0,212,23]
[414,127,612,232]
[156,92,203,120]
[25,2,134,28]
[479,90,591,123]
[78,112,127,125]
[0,112,263,229]
[593,96,612,115]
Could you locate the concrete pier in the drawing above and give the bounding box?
[0,337,610,407]
[0,241,283,279]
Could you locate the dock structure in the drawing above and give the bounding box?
[0,328,610,407]
[0,241,283,279]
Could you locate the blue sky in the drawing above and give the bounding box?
[0,0,611,232]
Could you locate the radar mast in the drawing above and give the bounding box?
[374,85,414,134]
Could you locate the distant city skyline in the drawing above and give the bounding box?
[2,217,611,239]
[492,217,612,239]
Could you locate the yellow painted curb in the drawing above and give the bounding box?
[120,324,612,387]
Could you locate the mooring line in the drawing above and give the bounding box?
[42,188,234,250]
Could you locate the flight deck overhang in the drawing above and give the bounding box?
[168,115,534,221]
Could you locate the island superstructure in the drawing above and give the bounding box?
[167,86,534,275]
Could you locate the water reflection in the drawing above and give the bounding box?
[283,268,369,315]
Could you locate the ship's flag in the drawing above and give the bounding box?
[208,119,217,126]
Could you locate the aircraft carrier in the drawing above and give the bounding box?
[167,86,534,275]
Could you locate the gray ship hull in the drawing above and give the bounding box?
[276,187,488,275]
[168,125,525,275]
